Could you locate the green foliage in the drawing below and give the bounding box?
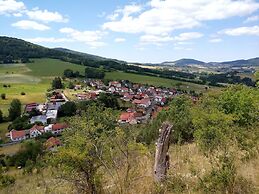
[199,156,255,194]
[8,115,32,130]
[68,81,74,89]
[0,167,15,188]
[1,93,6,100]
[49,105,146,193]
[51,77,63,89]
[63,69,80,78]
[58,101,77,117]
[7,140,43,167]
[217,85,259,126]
[139,95,194,144]
[85,67,105,79]
[97,93,120,109]
[8,99,21,121]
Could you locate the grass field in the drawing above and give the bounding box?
[0,58,218,116]
[105,71,212,92]
[26,58,85,77]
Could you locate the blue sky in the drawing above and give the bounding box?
[0,0,259,63]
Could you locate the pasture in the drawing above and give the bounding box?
[26,58,85,77]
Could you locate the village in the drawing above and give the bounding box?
[4,79,198,149]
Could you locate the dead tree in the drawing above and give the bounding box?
[154,122,173,182]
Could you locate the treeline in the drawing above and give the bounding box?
[201,71,256,86]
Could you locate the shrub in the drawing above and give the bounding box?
[21,92,26,95]
[0,175,15,188]
[1,93,6,100]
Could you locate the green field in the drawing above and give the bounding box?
[26,58,85,76]
[0,58,217,116]
[105,71,211,92]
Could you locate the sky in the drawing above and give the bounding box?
[0,0,259,63]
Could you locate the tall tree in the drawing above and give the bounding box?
[8,99,21,121]
[52,77,63,89]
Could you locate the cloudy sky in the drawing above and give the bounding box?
[1,0,259,63]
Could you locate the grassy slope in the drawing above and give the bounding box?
[26,58,85,76]
[105,71,211,92]
[0,58,218,116]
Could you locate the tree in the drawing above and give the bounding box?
[192,86,259,193]
[63,69,74,78]
[98,93,119,109]
[50,105,147,193]
[139,95,193,144]
[7,140,43,167]
[58,101,77,117]
[8,99,21,121]
[0,109,3,123]
[68,81,74,89]
[1,93,6,100]
[85,67,105,79]
[52,77,63,89]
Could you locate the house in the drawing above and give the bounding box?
[25,103,38,113]
[108,86,116,93]
[10,129,27,142]
[45,137,61,150]
[74,85,82,90]
[30,115,47,124]
[109,81,121,88]
[118,112,137,124]
[29,125,44,138]
[76,93,88,100]
[133,98,151,108]
[51,123,68,135]
[46,102,63,110]
[123,93,134,101]
[46,109,58,123]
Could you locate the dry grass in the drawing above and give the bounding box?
[1,143,258,194]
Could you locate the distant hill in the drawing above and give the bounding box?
[161,58,259,67]
[162,58,205,66]
[54,47,106,61]
[0,36,258,68]
[0,36,124,64]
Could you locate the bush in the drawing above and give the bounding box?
[1,93,6,100]
[0,175,15,188]
[21,92,26,95]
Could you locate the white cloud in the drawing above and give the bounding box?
[114,38,126,42]
[244,15,259,23]
[12,20,50,30]
[209,38,222,43]
[25,37,73,43]
[140,34,173,45]
[174,32,203,41]
[60,27,106,48]
[0,0,25,15]
[220,25,259,36]
[103,0,259,44]
[26,8,68,23]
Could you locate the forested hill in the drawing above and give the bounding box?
[0,36,124,65]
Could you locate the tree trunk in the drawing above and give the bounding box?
[154,122,173,182]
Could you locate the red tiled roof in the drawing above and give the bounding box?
[10,130,26,139]
[45,137,61,149]
[30,125,44,133]
[119,112,135,121]
[52,123,68,131]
